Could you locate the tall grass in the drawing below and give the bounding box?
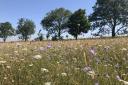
[0,38,128,85]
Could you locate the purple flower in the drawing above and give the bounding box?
[116,75,128,84]
[83,66,96,79]
[116,75,121,81]
[95,82,99,85]
[83,66,92,72]
[89,47,97,56]
[47,43,52,48]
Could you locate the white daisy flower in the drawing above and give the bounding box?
[0,61,7,64]
[44,82,51,85]
[61,73,67,77]
[121,48,127,51]
[33,55,42,60]
[41,68,49,73]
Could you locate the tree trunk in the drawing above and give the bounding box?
[25,37,28,42]
[112,25,116,37]
[3,38,6,42]
[112,17,117,37]
[58,21,61,40]
[58,29,61,40]
[75,35,78,40]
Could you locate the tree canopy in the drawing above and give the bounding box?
[16,18,36,41]
[0,22,14,42]
[89,0,128,37]
[67,9,90,40]
[41,8,72,40]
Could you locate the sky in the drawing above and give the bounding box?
[0,0,96,41]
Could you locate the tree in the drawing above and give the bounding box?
[67,9,90,40]
[0,22,15,42]
[89,0,128,37]
[46,32,50,40]
[41,8,72,40]
[52,35,58,41]
[66,35,69,39]
[16,18,35,41]
[37,30,44,41]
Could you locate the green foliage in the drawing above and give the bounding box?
[67,9,90,40]
[41,8,72,40]
[89,0,128,37]
[0,22,14,42]
[16,18,35,41]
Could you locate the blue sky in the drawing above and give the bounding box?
[0,0,96,41]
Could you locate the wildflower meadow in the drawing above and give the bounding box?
[0,38,128,85]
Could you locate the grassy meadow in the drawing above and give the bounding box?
[0,38,128,85]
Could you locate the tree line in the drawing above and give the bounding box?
[1,0,128,42]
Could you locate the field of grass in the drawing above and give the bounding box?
[0,38,128,85]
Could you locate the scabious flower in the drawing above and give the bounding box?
[115,63,120,68]
[116,75,128,85]
[95,82,99,85]
[32,55,42,60]
[116,75,121,81]
[87,70,95,79]
[83,66,92,72]
[89,47,97,56]
[83,66,95,79]
[47,43,52,48]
